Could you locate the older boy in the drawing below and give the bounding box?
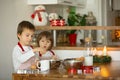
[12,21,44,72]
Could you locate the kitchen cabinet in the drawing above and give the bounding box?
[113,0,120,10]
[35,26,120,51]
[27,0,86,7]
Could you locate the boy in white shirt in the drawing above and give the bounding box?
[12,21,45,72]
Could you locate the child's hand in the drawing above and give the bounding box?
[52,55,58,60]
[33,47,40,52]
[33,47,47,53]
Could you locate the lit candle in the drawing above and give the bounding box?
[92,48,97,56]
[103,46,107,56]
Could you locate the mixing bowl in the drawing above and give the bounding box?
[62,58,83,70]
[50,59,61,69]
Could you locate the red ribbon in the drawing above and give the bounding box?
[31,10,45,22]
[18,42,33,53]
[18,42,25,52]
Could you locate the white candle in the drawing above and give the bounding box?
[103,46,107,56]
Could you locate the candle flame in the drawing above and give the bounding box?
[103,46,107,56]
[92,48,97,55]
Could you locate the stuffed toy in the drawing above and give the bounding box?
[48,13,59,26]
[48,13,58,21]
[31,5,48,26]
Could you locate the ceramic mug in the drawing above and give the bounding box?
[84,56,93,66]
[37,60,50,71]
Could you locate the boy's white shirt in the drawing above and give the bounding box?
[12,45,36,72]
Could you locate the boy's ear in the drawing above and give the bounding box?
[17,33,21,39]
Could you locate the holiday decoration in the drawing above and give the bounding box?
[93,55,112,63]
[48,13,58,21]
[48,13,65,26]
[31,5,48,26]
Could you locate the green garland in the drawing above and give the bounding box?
[93,55,112,63]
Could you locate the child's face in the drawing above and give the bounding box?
[17,28,34,46]
[39,36,51,50]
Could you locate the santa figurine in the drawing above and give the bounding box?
[48,13,59,26]
[31,5,48,26]
[48,13,58,21]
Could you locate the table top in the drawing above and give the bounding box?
[13,61,120,80]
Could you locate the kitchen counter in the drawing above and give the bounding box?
[12,61,120,80]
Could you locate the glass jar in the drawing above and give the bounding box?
[84,11,97,46]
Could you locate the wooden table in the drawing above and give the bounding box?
[12,61,120,80]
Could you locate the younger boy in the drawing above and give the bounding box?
[37,31,57,60]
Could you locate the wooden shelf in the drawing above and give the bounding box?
[36,26,120,30]
[35,26,120,51]
[52,43,120,51]
[53,46,120,51]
